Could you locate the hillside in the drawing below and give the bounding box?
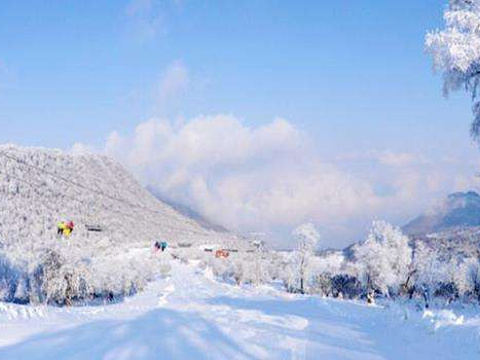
[0,144,241,247]
[147,186,229,233]
[0,144,242,304]
[403,191,480,236]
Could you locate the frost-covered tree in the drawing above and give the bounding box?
[466,257,480,300]
[0,255,20,302]
[412,242,437,288]
[354,221,412,296]
[410,241,450,307]
[251,238,269,286]
[426,0,480,140]
[291,223,320,294]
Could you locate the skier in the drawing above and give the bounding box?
[57,221,66,236]
[64,221,74,236]
[57,221,74,237]
[154,241,168,252]
[160,241,168,252]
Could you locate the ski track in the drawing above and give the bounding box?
[0,260,478,360]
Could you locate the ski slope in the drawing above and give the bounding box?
[0,145,245,304]
[0,258,478,360]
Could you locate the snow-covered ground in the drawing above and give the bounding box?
[0,257,478,360]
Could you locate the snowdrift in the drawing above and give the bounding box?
[0,144,241,304]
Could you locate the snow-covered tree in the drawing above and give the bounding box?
[354,221,412,296]
[291,223,320,294]
[0,254,20,302]
[426,0,480,140]
[412,242,438,288]
[467,258,480,300]
[410,241,452,306]
[453,256,480,300]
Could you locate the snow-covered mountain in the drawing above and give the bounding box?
[0,144,240,247]
[403,191,480,236]
[147,186,229,233]
[0,144,242,304]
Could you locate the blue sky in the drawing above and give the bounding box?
[0,0,478,247]
[0,0,470,150]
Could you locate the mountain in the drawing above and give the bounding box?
[0,144,242,303]
[0,144,241,248]
[146,187,229,233]
[403,191,480,236]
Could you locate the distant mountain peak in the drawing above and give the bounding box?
[447,191,480,201]
[403,191,480,236]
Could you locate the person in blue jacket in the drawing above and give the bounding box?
[154,241,168,252]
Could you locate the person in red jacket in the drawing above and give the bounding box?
[57,221,75,237]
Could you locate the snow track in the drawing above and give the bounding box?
[0,261,478,359]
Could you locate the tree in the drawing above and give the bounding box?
[354,221,412,296]
[426,0,480,141]
[410,241,448,307]
[292,223,320,294]
[467,258,480,301]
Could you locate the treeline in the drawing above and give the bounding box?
[202,221,480,307]
[0,240,171,306]
[1,221,479,308]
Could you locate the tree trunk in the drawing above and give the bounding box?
[299,255,305,294]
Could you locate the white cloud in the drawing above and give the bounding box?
[101,116,390,247]
[125,0,166,40]
[336,150,428,167]
[377,151,428,167]
[70,143,95,156]
[157,60,189,110]
[124,0,183,41]
[87,114,480,248]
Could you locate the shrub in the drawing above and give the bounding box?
[331,274,362,299]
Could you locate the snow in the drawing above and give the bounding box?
[0,145,244,303]
[1,145,480,358]
[0,259,478,360]
[0,144,242,248]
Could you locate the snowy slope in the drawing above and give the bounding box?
[0,144,243,303]
[0,260,477,360]
[0,144,241,249]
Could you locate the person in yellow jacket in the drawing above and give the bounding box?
[57,221,74,237]
[57,221,66,236]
